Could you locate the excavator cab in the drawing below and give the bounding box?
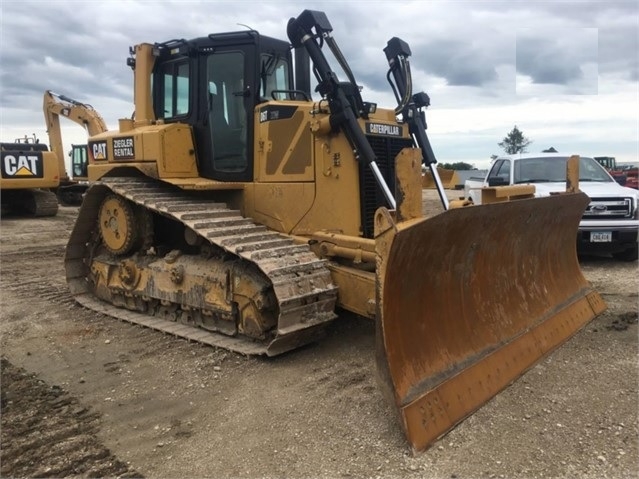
[67,9,606,453]
[70,144,89,179]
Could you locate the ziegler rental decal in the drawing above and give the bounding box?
[113,136,135,160]
[89,137,135,161]
[365,122,403,137]
[1,152,44,179]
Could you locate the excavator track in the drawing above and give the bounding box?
[31,189,59,216]
[1,189,59,217]
[65,177,338,356]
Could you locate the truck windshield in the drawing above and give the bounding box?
[513,156,613,184]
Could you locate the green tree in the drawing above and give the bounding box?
[498,125,532,154]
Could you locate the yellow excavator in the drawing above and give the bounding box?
[43,90,108,205]
[1,134,60,217]
[65,10,606,451]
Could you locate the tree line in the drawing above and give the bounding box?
[436,126,546,171]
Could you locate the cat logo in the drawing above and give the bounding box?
[259,105,298,123]
[90,140,108,161]
[1,152,44,179]
[365,122,403,137]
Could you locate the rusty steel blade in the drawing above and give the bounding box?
[375,192,606,452]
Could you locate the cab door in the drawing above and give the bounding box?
[202,47,254,181]
[154,42,254,183]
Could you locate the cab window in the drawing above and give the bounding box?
[259,54,290,101]
[207,51,247,173]
[159,60,190,118]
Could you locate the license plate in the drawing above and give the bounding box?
[590,231,612,242]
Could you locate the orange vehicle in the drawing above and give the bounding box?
[64,10,605,451]
[593,156,638,188]
[622,164,638,189]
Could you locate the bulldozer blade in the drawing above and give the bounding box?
[375,192,606,452]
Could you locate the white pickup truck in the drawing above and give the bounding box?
[464,153,639,261]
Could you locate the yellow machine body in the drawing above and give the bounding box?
[0,137,60,216]
[65,14,605,452]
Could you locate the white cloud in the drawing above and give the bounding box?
[0,0,637,171]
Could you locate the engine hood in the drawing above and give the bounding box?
[532,181,639,199]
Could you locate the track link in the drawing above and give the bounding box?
[65,177,338,356]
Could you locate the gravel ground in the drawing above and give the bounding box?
[0,193,637,479]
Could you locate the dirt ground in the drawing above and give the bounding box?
[1,191,637,479]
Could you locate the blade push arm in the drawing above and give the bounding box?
[384,38,449,209]
[287,10,396,209]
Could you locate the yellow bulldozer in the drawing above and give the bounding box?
[65,10,606,451]
[1,134,60,217]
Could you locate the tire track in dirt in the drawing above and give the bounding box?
[1,278,76,309]
[1,357,143,478]
[1,246,74,309]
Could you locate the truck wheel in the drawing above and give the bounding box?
[612,245,638,262]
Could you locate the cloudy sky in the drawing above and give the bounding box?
[1,0,637,171]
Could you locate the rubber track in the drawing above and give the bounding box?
[65,177,338,356]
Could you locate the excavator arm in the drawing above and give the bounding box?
[43,90,108,182]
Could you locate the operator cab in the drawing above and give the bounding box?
[70,144,88,179]
[152,32,294,182]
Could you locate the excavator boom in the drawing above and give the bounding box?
[43,90,107,182]
[42,90,108,204]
